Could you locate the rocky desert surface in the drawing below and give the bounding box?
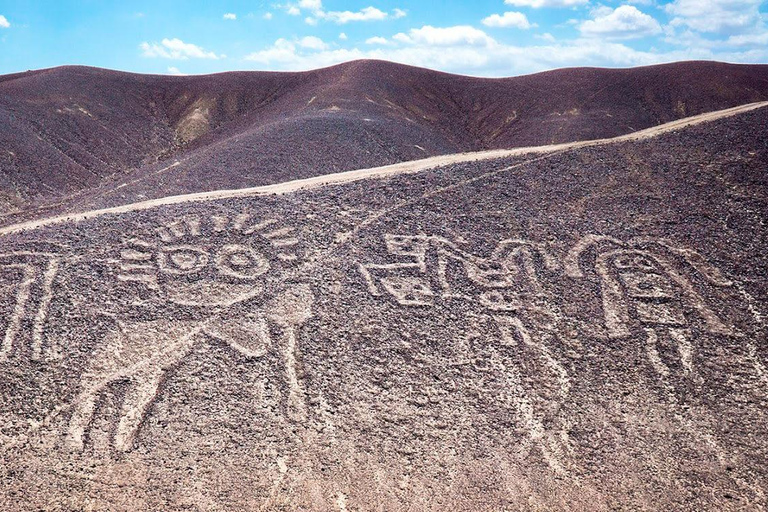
[0,71,766,509]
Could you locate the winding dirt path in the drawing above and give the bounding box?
[1,100,766,237]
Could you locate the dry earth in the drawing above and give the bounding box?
[0,102,766,510]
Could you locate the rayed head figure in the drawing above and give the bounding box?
[66,213,311,454]
[118,214,300,307]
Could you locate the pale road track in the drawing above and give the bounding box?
[1,100,766,238]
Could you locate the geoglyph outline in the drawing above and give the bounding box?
[0,252,61,362]
[67,213,315,452]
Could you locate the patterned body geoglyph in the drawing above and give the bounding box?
[358,234,572,473]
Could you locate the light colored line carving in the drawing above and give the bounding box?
[645,328,670,378]
[212,215,228,232]
[264,227,295,239]
[0,264,35,362]
[569,237,736,338]
[187,217,201,236]
[595,251,632,338]
[117,273,158,288]
[669,328,694,375]
[490,347,567,475]
[31,258,60,360]
[271,238,299,248]
[233,213,251,231]
[120,249,152,261]
[119,263,154,272]
[243,219,278,235]
[267,284,314,422]
[126,238,155,248]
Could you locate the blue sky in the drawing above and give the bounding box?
[0,0,766,77]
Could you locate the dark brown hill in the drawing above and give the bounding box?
[2,60,768,218]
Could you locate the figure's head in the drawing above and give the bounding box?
[610,251,659,273]
[118,214,301,307]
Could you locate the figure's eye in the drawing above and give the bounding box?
[478,261,502,271]
[216,244,270,279]
[634,257,655,269]
[613,256,633,268]
[159,246,209,274]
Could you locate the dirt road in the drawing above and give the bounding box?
[1,100,766,238]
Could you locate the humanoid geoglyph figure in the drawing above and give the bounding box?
[566,235,737,382]
[66,214,314,452]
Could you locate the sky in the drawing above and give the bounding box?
[0,0,766,77]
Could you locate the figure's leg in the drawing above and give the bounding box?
[66,381,103,451]
[282,325,307,422]
[113,370,164,452]
[669,327,694,376]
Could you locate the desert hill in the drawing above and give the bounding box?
[0,99,766,510]
[2,60,768,220]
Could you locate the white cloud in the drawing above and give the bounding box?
[263,12,274,20]
[167,66,185,75]
[0,15,9,28]
[504,0,588,8]
[299,35,328,50]
[320,6,389,23]
[366,36,391,45]
[580,5,661,39]
[285,2,407,23]
[305,16,318,25]
[727,31,768,45]
[246,39,364,66]
[339,32,348,40]
[245,38,296,64]
[140,38,223,60]
[666,0,764,34]
[299,0,323,9]
[536,32,556,41]
[246,36,330,62]
[243,23,768,77]
[394,25,496,46]
[482,12,535,29]
[223,13,237,20]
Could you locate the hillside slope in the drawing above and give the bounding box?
[2,60,768,219]
[0,102,766,511]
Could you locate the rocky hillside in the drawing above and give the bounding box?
[2,60,768,219]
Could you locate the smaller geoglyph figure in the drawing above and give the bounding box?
[566,234,737,382]
[0,252,60,362]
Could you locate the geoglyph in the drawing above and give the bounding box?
[358,233,572,472]
[566,235,739,383]
[0,226,758,468]
[65,213,315,452]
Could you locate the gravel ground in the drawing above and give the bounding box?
[0,100,766,511]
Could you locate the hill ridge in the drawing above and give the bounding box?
[2,60,768,220]
[3,99,766,237]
